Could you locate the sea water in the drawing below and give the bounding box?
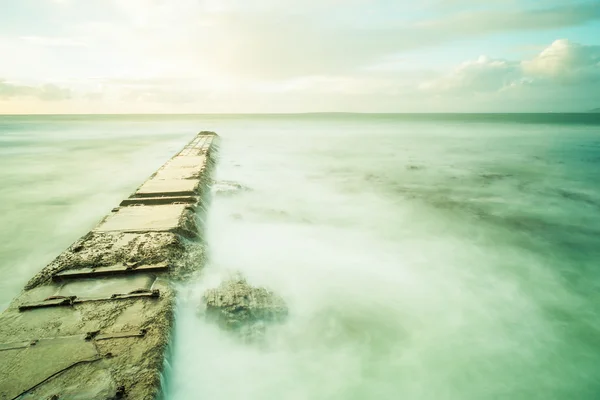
[1,114,599,399]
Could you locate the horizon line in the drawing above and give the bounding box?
[1,111,599,117]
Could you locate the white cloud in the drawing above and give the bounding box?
[420,56,521,94]
[417,2,600,34]
[522,39,600,83]
[51,0,600,83]
[37,84,73,101]
[4,38,600,112]
[418,39,600,102]
[2,0,600,112]
[0,80,72,101]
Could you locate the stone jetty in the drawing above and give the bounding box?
[0,131,218,400]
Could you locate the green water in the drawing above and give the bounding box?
[1,114,599,399]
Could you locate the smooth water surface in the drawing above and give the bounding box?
[1,114,599,399]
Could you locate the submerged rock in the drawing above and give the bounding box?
[211,180,251,196]
[201,275,287,342]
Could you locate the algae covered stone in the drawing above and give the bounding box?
[202,276,287,340]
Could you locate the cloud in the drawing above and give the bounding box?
[3,38,599,112]
[37,84,73,101]
[0,81,37,98]
[419,39,600,98]
[417,2,600,34]
[3,0,600,112]
[61,0,600,82]
[420,56,521,94]
[193,3,599,78]
[0,80,72,101]
[522,39,600,84]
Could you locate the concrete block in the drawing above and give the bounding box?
[94,204,192,234]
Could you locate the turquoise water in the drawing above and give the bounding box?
[1,114,599,399]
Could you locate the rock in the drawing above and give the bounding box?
[211,180,251,196]
[202,275,287,342]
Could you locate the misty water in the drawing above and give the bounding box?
[1,114,599,399]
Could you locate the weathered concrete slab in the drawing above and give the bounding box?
[17,275,157,311]
[161,155,207,170]
[0,334,101,400]
[134,179,200,197]
[53,262,169,280]
[129,134,216,201]
[94,204,195,235]
[0,131,218,399]
[25,231,184,290]
[0,278,175,399]
[120,196,197,207]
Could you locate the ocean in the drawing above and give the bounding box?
[1,114,599,399]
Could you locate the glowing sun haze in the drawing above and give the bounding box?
[1,0,600,113]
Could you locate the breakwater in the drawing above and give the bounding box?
[0,131,218,400]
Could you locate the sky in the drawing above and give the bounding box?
[0,0,600,113]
